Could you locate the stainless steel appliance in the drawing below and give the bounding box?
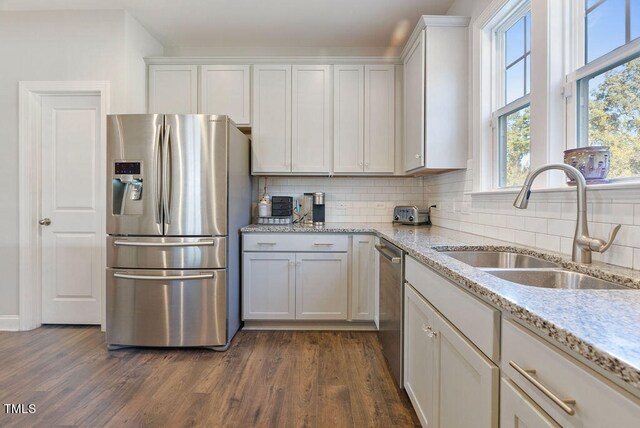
[312,192,325,226]
[106,114,250,350]
[376,238,404,387]
[393,205,430,226]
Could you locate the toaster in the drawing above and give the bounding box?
[393,205,431,226]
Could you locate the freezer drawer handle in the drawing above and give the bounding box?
[113,240,215,247]
[375,244,401,264]
[114,272,214,281]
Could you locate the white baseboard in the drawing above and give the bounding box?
[0,316,20,331]
[242,320,378,331]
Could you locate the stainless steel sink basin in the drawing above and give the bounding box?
[441,251,560,269]
[485,269,628,290]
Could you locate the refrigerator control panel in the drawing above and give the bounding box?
[115,161,141,175]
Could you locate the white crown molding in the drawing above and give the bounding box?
[400,15,471,60]
[0,316,20,331]
[145,56,402,65]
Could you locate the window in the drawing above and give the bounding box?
[494,7,531,188]
[576,0,640,179]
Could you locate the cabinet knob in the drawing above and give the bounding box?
[421,323,437,338]
[415,154,421,159]
[39,218,51,226]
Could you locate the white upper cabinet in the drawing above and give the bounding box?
[148,64,251,124]
[402,16,470,173]
[364,64,395,173]
[333,65,364,173]
[252,64,292,173]
[200,65,251,126]
[333,65,395,174]
[148,65,198,114]
[403,34,425,172]
[291,65,332,173]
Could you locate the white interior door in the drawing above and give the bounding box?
[40,94,103,324]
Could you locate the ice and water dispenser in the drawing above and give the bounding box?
[111,161,144,215]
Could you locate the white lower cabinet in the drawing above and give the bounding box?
[295,252,348,320]
[404,283,499,428]
[242,233,372,322]
[350,235,375,321]
[242,252,296,320]
[243,251,346,320]
[502,319,640,427]
[500,378,560,428]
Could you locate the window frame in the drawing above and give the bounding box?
[491,1,532,189]
[566,0,640,181]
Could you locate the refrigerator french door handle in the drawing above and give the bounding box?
[162,124,171,224]
[114,272,214,281]
[155,126,162,225]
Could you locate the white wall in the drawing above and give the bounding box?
[0,10,162,316]
[124,12,164,112]
[422,0,640,270]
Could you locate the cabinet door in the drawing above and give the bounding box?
[252,65,292,173]
[500,378,560,428]
[200,65,251,125]
[148,65,198,114]
[404,284,439,427]
[295,252,348,320]
[291,65,332,173]
[350,235,375,320]
[364,65,395,173]
[403,30,426,172]
[333,65,364,173]
[435,300,499,428]
[242,252,295,320]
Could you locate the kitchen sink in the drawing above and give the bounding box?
[485,269,628,290]
[440,251,560,269]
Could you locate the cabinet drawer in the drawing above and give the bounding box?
[243,233,348,252]
[502,320,640,427]
[405,256,500,362]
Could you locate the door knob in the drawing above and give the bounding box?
[39,218,51,226]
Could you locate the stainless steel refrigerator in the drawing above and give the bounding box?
[106,114,250,350]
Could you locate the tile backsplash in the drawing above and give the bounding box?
[423,167,640,270]
[254,177,424,223]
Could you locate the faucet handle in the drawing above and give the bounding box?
[589,224,621,253]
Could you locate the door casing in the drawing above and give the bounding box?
[18,81,110,331]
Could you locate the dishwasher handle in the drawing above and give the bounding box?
[375,244,401,264]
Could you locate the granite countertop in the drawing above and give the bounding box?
[241,222,640,395]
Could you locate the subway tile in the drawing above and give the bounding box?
[592,245,634,268]
[497,228,516,243]
[560,237,573,256]
[591,203,634,225]
[506,216,525,230]
[535,233,561,252]
[536,202,563,219]
[514,231,536,247]
[523,217,548,233]
[547,219,575,238]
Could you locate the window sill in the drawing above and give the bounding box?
[467,178,640,200]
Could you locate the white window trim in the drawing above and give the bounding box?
[472,0,568,193]
[565,0,640,183]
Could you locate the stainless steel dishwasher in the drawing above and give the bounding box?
[376,238,404,388]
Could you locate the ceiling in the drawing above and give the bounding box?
[0,0,455,55]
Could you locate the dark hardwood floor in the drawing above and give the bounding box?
[0,326,420,427]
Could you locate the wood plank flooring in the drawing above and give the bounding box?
[0,326,420,427]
